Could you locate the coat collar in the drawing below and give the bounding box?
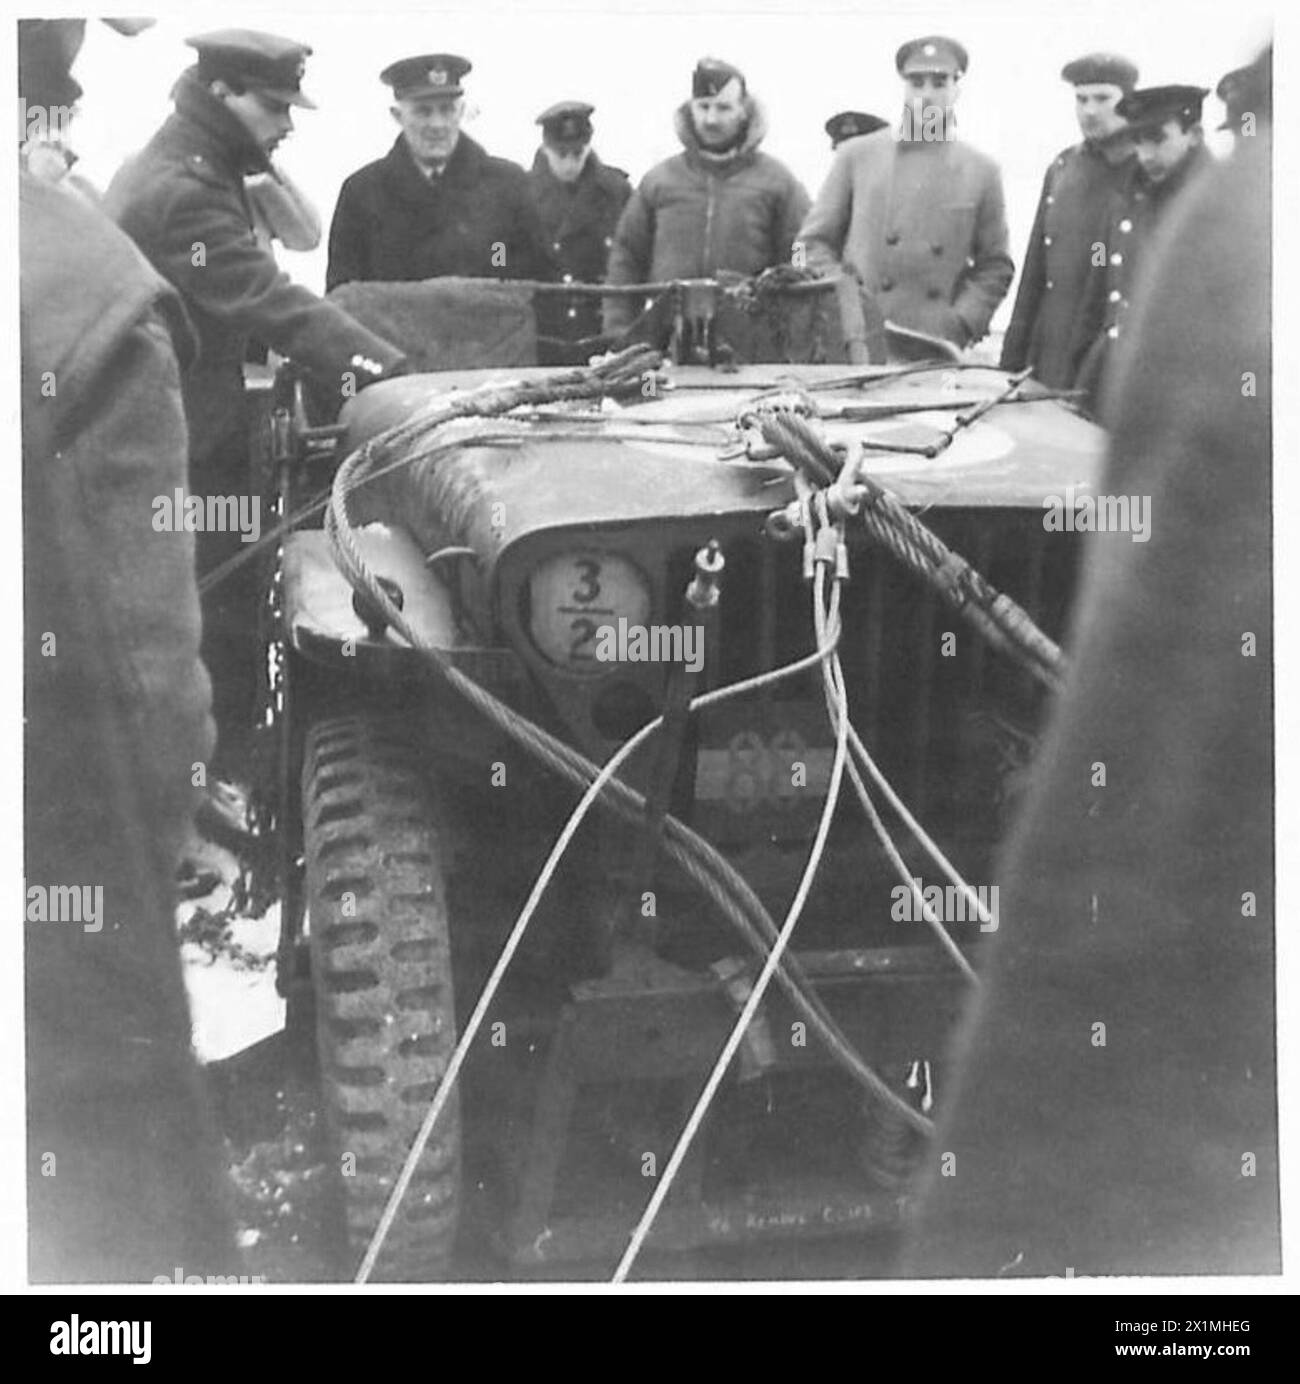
[168,67,272,178]
[381,131,489,201]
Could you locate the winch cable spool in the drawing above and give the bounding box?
[322,352,936,1275]
[613,555,851,1283]
[741,395,1067,693]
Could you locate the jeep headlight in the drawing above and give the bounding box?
[528,551,652,675]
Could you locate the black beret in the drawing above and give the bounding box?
[187,29,315,108]
[1060,52,1139,92]
[825,110,889,145]
[1116,84,1210,133]
[381,53,472,101]
[693,57,746,98]
[896,36,968,76]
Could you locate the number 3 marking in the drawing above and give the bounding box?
[572,558,602,605]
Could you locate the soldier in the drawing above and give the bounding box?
[1074,84,1213,414]
[824,110,889,150]
[1000,53,1140,388]
[104,30,408,776]
[21,18,238,1281]
[602,58,811,337]
[327,53,551,289]
[796,37,1013,348]
[528,101,631,364]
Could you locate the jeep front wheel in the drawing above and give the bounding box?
[302,714,460,1279]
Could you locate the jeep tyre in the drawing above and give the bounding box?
[302,714,460,1278]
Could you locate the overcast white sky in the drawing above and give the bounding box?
[62,0,1274,325]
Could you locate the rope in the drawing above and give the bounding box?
[612,562,851,1283]
[355,587,847,1282]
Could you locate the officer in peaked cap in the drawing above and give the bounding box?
[895,35,968,76]
[824,111,889,150]
[327,52,550,289]
[528,101,630,363]
[1117,84,1210,137]
[380,52,472,101]
[798,33,1013,349]
[187,28,317,107]
[538,100,595,146]
[1075,83,1213,411]
[1000,50,1140,387]
[105,28,408,774]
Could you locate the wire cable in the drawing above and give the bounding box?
[612,562,850,1282]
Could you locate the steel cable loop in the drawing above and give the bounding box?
[744,403,1067,690]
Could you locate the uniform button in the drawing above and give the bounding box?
[1107,326,1120,339]
[1046,194,1055,205]
[1110,252,1123,266]
[552,241,562,252]
[926,286,942,300]
[604,236,612,248]
[1119,219,1133,233]
[562,273,574,284]
[1045,279,1054,290]
[1043,234,1053,246]
[567,308,577,318]
[885,232,900,246]
[1108,289,1121,302]
[880,277,894,291]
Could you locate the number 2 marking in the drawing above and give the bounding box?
[568,617,599,661]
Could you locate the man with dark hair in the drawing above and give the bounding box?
[21,17,238,1281]
[327,53,551,289]
[1074,84,1213,412]
[797,36,1013,348]
[603,58,810,337]
[105,29,408,774]
[528,101,631,363]
[1000,53,1139,387]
